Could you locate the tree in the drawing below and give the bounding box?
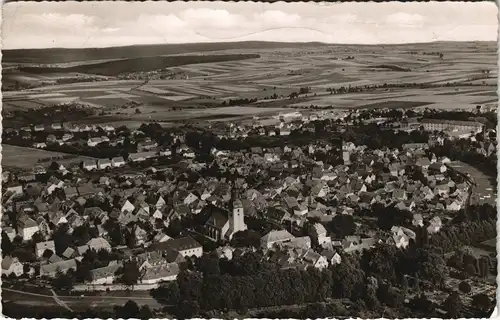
[465,263,476,277]
[139,305,153,319]
[458,281,471,293]
[23,264,32,276]
[327,214,356,238]
[471,293,491,312]
[118,259,141,289]
[115,300,140,318]
[49,161,60,171]
[1,232,14,256]
[196,253,220,276]
[443,291,462,318]
[52,269,74,291]
[31,231,45,244]
[177,300,200,319]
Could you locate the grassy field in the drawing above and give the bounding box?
[3,41,497,125]
[18,54,261,76]
[2,144,98,169]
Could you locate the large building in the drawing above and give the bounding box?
[201,199,247,241]
[406,119,484,133]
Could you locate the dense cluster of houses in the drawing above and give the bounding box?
[2,108,495,290]
[1,141,470,284]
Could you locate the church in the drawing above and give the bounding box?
[200,198,247,241]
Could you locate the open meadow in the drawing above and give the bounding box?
[2,144,98,170]
[2,41,497,128]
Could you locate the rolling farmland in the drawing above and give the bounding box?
[2,41,496,128]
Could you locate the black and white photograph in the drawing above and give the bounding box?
[1,1,498,318]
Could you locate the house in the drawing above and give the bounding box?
[89,261,123,285]
[62,247,76,259]
[412,214,424,227]
[261,229,295,249]
[36,240,56,258]
[435,183,450,196]
[121,200,135,213]
[17,215,39,241]
[140,262,180,284]
[149,236,203,258]
[87,237,112,252]
[427,216,442,234]
[390,233,410,249]
[88,137,104,147]
[416,157,431,170]
[62,133,74,141]
[183,193,199,206]
[2,256,24,277]
[303,250,328,269]
[308,223,331,245]
[128,152,157,162]
[153,232,171,243]
[215,246,234,260]
[40,259,77,277]
[111,157,126,167]
[64,186,79,199]
[134,226,148,245]
[447,200,462,212]
[428,162,447,174]
[154,196,166,209]
[3,227,16,242]
[83,160,97,171]
[49,211,68,226]
[97,159,112,170]
[282,236,312,250]
[51,123,63,130]
[392,189,407,201]
[33,142,47,149]
[321,250,342,266]
[160,149,172,157]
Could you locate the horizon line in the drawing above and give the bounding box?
[4,39,495,51]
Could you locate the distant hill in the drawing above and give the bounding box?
[2,41,328,65]
[17,54,261,76]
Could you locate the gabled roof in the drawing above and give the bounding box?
[167,236,202,252]
[2,256,21,270]
[36,240,55,252]
[261,229,295,243]
[41,259,77,274]
[87,237,112,251]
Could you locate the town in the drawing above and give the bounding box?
[2,104,497,318]
[2,1,498,317]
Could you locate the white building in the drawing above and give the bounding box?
[97,159,112,170]
[111,157,126,167]
[17,215,39,241]
[261,230,295,249]
[83,160,97,171]
[36,240,56,258]
[309,223,331,245]
[2,256,24,277]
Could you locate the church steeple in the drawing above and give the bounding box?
[228,187,246,239]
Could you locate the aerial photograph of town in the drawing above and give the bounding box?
[1,1,498,319]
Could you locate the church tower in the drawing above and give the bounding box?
[231,198,246,233]
[228,189,247,239]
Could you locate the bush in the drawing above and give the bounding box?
[458,281,471,293]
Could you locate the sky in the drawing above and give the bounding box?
[2,1,498,49]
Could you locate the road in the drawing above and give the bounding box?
[2,288,163,310]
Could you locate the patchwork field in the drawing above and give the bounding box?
[2,41,497,125]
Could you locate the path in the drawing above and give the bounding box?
[2,288,163,310]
